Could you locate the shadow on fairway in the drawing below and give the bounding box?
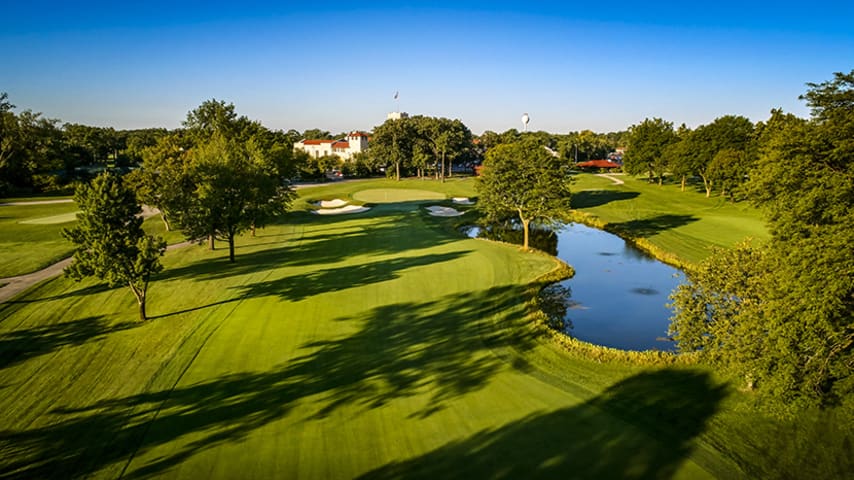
[0,316,136,370]
[571,190,639,209]
[157,208,458,283]
[360,369,729,480]
[6,282,114,304]
[608,214,698,238]
[0,284,541,479]
[230,250,471,301]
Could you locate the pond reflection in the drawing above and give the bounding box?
[466,221,682,351]
[465,221,557,255]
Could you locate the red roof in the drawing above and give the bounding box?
[349,131,369,137]
[576,159,621,169]
[302,139,336,145]
[332,141,350,149]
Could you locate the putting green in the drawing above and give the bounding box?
[352,188,445,203]
[19,211,80,225]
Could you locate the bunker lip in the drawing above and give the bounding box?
[452,197,474,205]
[313,205,371,215]
[314,199,349,208]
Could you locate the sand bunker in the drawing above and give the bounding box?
[313,205,370,215]
[315,199,348,208]
[425,206,464,217]
[452,197,474,205]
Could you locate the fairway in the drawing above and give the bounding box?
[18,211,80,225]
[0,180,843,479]
[0,181,740,479]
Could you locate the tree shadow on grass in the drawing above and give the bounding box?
[571,190,639,209]
[0,316,136,371]
[230,250,471,302]
[156,210,460,284]
[0,285,541,479]
[608,214,698,238]
[6,282,114,304]
[360,369,731,480]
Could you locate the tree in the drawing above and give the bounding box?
[127,132,193,231]
[62,172,166,321]
[178,131,295,261]
[681,115,755,197]
[623,118,677,184]
[706,148,749,200]
[168,100,296,260]
[415,116,473,181]
[369,117,418,180]
[476,139,573,250]
[669,72,854,410]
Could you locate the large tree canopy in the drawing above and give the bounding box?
[623,118,677,184]
[476,139,573,250]
[170,100,296,261]
[669,71,854,411]
[62,172,167,321]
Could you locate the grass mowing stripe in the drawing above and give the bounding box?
[0,180,845,479]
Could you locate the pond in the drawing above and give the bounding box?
[467,222,683,351]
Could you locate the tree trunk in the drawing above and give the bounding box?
[441,151,446,183]
[681,176,686,192]
[251,222,256,237]
[700,174,712,197]
[228,232,236,263]
[130,282,147,321]
[208,234,215,250]
[519,212,530,251]
[658,175,663,186]
[395,161,400,181]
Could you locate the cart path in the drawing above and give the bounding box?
[0,206,186,304]
[595,173,625,185]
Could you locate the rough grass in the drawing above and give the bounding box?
[570,174,769,265]
[0,200,80,277]
[0,178,848,479]
[0,199,184,278]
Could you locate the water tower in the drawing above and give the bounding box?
[521,113,530,132]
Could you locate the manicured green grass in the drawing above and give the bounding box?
[571,174,769,265]
[0,199,184,278]
[0,179,848,479]
[18,211,81,225]
[0,200,80,277]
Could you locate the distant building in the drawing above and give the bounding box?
[576,159,622,170]
[387,111,409,121]
[294,131,369,161]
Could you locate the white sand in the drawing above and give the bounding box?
[313,205,370,215]
[452,197,474,205]
[316,199,348,208]
[425,206,465,217]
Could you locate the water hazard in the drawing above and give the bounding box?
[467,222,683,351]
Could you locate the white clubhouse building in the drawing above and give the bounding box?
[294,131,369,161]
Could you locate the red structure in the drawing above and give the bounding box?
[575,159,622,169]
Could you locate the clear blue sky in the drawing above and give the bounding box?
[2,1,852,134]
